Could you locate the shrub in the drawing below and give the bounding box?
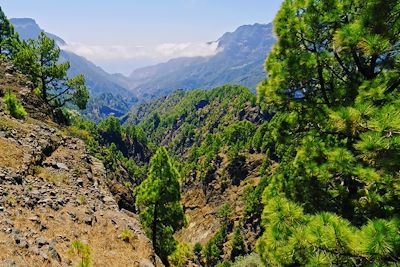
[203,227,227,266]
[69,240,91,267]
[4,89,27,119]
[121,228,134,243]
[168,242,193,267]
[231,253,262,267]
[216,261,232,267]
[77,195,87,205]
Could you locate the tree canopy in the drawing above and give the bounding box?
[257,0,400,265]
[11,32,89,109]
[0,7,17,56]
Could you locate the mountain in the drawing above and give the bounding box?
[10,18,137,120]
[128,23,276,99]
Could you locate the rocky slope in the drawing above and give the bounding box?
[0,60,162,266]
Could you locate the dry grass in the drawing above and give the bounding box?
[0,137,24,170]
[36,167,70,186]
[0,206,160,267]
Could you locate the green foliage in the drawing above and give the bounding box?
[69,240,91,267]
[203,226,228,267]
[11,32,89,110]
[215,261,232,267]
[0,7,18,57]
[121,228,134,243]
[230,253,263,267]
[218,203,233,227]
[256,4,400,265]
[129,85,257,155]
[168,242,193,267]
[77,195,87,205]
[257,196,400,266]
[98,115,123,146]
[231,227,246,260]
[243,176,268,221]
[222,120,255,149]
[193,242,203,261]
[135,147,185,265]
[3,89,27,119]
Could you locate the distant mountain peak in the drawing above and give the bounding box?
[10,17,67,45]
[10,17,38,25]
[128,22,276,99]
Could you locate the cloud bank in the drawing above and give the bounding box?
[60,41,220,61]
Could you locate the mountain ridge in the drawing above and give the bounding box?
[128,23,276,100]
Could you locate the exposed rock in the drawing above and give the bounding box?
[55,162,69,171]
[35,236,48,248]
[83,215,94,226]
[15,235,29,249]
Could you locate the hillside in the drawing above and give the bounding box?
[128,23,276,99]
[0,60,162,266]
[125,85,271,261]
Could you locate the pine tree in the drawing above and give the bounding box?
[257,0,400,221]
[230,228,246,260]
[11,32,89,110]
[256,0,400,265]
[135,147,185,266]
[0,7,17,56]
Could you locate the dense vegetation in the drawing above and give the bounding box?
[256,0,400,265]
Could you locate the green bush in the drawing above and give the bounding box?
[231,253,263,267]
[193,242,203,263]
[215,261,232,267]
[168,242,193,267]
[121,228,134,243]
[69,240,91,267]
[4,89,27,119]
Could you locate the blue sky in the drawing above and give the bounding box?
[0,0,283,74]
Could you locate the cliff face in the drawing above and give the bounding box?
[0,60,163,266]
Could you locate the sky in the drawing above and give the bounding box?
[0,0,283,74]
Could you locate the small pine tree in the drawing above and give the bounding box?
[4,89,27,119]
[135,147,185,265]
[230,228,246,260]
[69,240,91,267]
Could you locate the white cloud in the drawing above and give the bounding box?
[60,41,220,61]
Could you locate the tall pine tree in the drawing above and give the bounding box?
[135,147,185,266]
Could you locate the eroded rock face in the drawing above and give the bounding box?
[0,60,163,266]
